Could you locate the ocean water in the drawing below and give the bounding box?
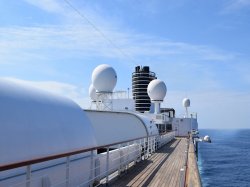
[198,129,250,187]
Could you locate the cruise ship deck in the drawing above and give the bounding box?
[106,138,189,187]
[0,66,201,187]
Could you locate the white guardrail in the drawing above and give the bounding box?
[0,131,175,187]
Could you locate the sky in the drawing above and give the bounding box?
[0,0,250,129]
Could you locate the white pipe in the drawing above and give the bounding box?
[185,107,189,118]
[154,102,161,114]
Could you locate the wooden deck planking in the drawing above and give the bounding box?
[149,138,186,187]
[109,138,188,187]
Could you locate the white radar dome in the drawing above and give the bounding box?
[147,79,167,101]
[183,98,190,107]
[89,84,97,101]
[204,135,211,143]
[92,64,117,92]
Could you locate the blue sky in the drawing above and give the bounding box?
[0,0,250,128]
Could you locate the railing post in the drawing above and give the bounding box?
[143,138,146,160]
[66,156,70,187]
[148,137,152,157]
[118,144,121,175]
[133,140,137,165]
[126,142,129,172]
[153,137,156,152]
[151,137,153,154]
[151,137,153,153]
[155,136,158,151]
[147,137,150,158]
[90,150,94,186]
[152,137,154,153]
[139,139,142,161]
[151,137,154,153]
[26,165,31,187]
[106,147,110,185]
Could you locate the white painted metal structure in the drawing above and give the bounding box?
[133,112,159,136]
[172,117,198,137]
[172,98,198,136]
[91,64,117,93]
[109,98,135,111]
[89,84,97,101]
[182,98,190,107]
[0,64,184,187]
[0,79,96,165]
[91,64,117,110]
[0,79,98,186]
[143,112,170,126]
[84,110,158,146]
[147,79,167,114]
[147,79,167,102]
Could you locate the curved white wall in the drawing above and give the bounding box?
[84,110,148,146]
[0,79,96,166]
[134,113,159,136]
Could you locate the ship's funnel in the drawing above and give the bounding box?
[132,66,156,112]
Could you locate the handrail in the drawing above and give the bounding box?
[0,135,156,171]
[0,132,176,187]
[185,134,202,187]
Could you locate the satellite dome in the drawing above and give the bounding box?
[147,79,167,101]
[91,64,117,92]
[204,135,211,143]
[89,84,97,101]
[183,98,190,107]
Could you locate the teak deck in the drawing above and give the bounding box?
[108,138,188,187]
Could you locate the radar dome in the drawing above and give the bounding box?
[91,64,117,92]
[204,135,211,143]
[89,84,97,101]
[183,98,190,107]
[147,79,167,101]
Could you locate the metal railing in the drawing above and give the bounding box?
[0,132,175,187]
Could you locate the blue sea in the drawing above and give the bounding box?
[198,129,250,187]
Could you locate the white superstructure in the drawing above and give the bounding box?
[84,110,149,146]
[172,116,198,137]
[171,98,198,136]
[0,64,198,187]
[0,79,97,187]
[0,79,96,165]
